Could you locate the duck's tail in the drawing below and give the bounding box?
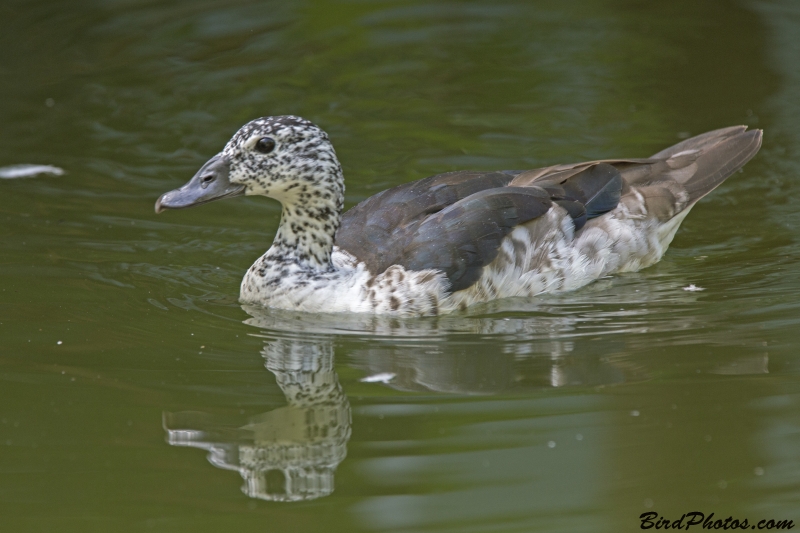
[649,126,763,206]
[608,126,762,227]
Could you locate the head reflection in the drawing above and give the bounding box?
[165,334,350,502]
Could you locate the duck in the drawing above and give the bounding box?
[155,116,762,317]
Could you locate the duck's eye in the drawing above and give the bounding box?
[255,137,276,154]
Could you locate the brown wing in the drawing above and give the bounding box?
[335,126,762,292]
[336,166,622,291]
[335,170,515,276]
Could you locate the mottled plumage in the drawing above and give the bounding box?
[156,117,762,316]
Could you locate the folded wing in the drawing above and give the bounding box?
[336,126,761,293]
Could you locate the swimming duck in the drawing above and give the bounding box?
[155,116,761,316]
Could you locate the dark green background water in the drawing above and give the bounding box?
[2,0,800,531]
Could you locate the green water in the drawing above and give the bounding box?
[2,0,800,531]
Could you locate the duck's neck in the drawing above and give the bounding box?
[266,171,345,271]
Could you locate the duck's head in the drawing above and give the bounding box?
[155,115,344,213]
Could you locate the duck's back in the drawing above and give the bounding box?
[335,126,762,304]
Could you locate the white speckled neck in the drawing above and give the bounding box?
[267,174,344,271]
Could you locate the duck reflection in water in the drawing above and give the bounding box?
[163,280,766,501]
[162,303,626,502]
[164,333,351,502]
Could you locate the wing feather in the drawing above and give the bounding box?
[334,127,761,293]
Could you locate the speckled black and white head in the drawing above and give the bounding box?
[222,116,344,208]
[156,115,346,270]
[156,115,344,213]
